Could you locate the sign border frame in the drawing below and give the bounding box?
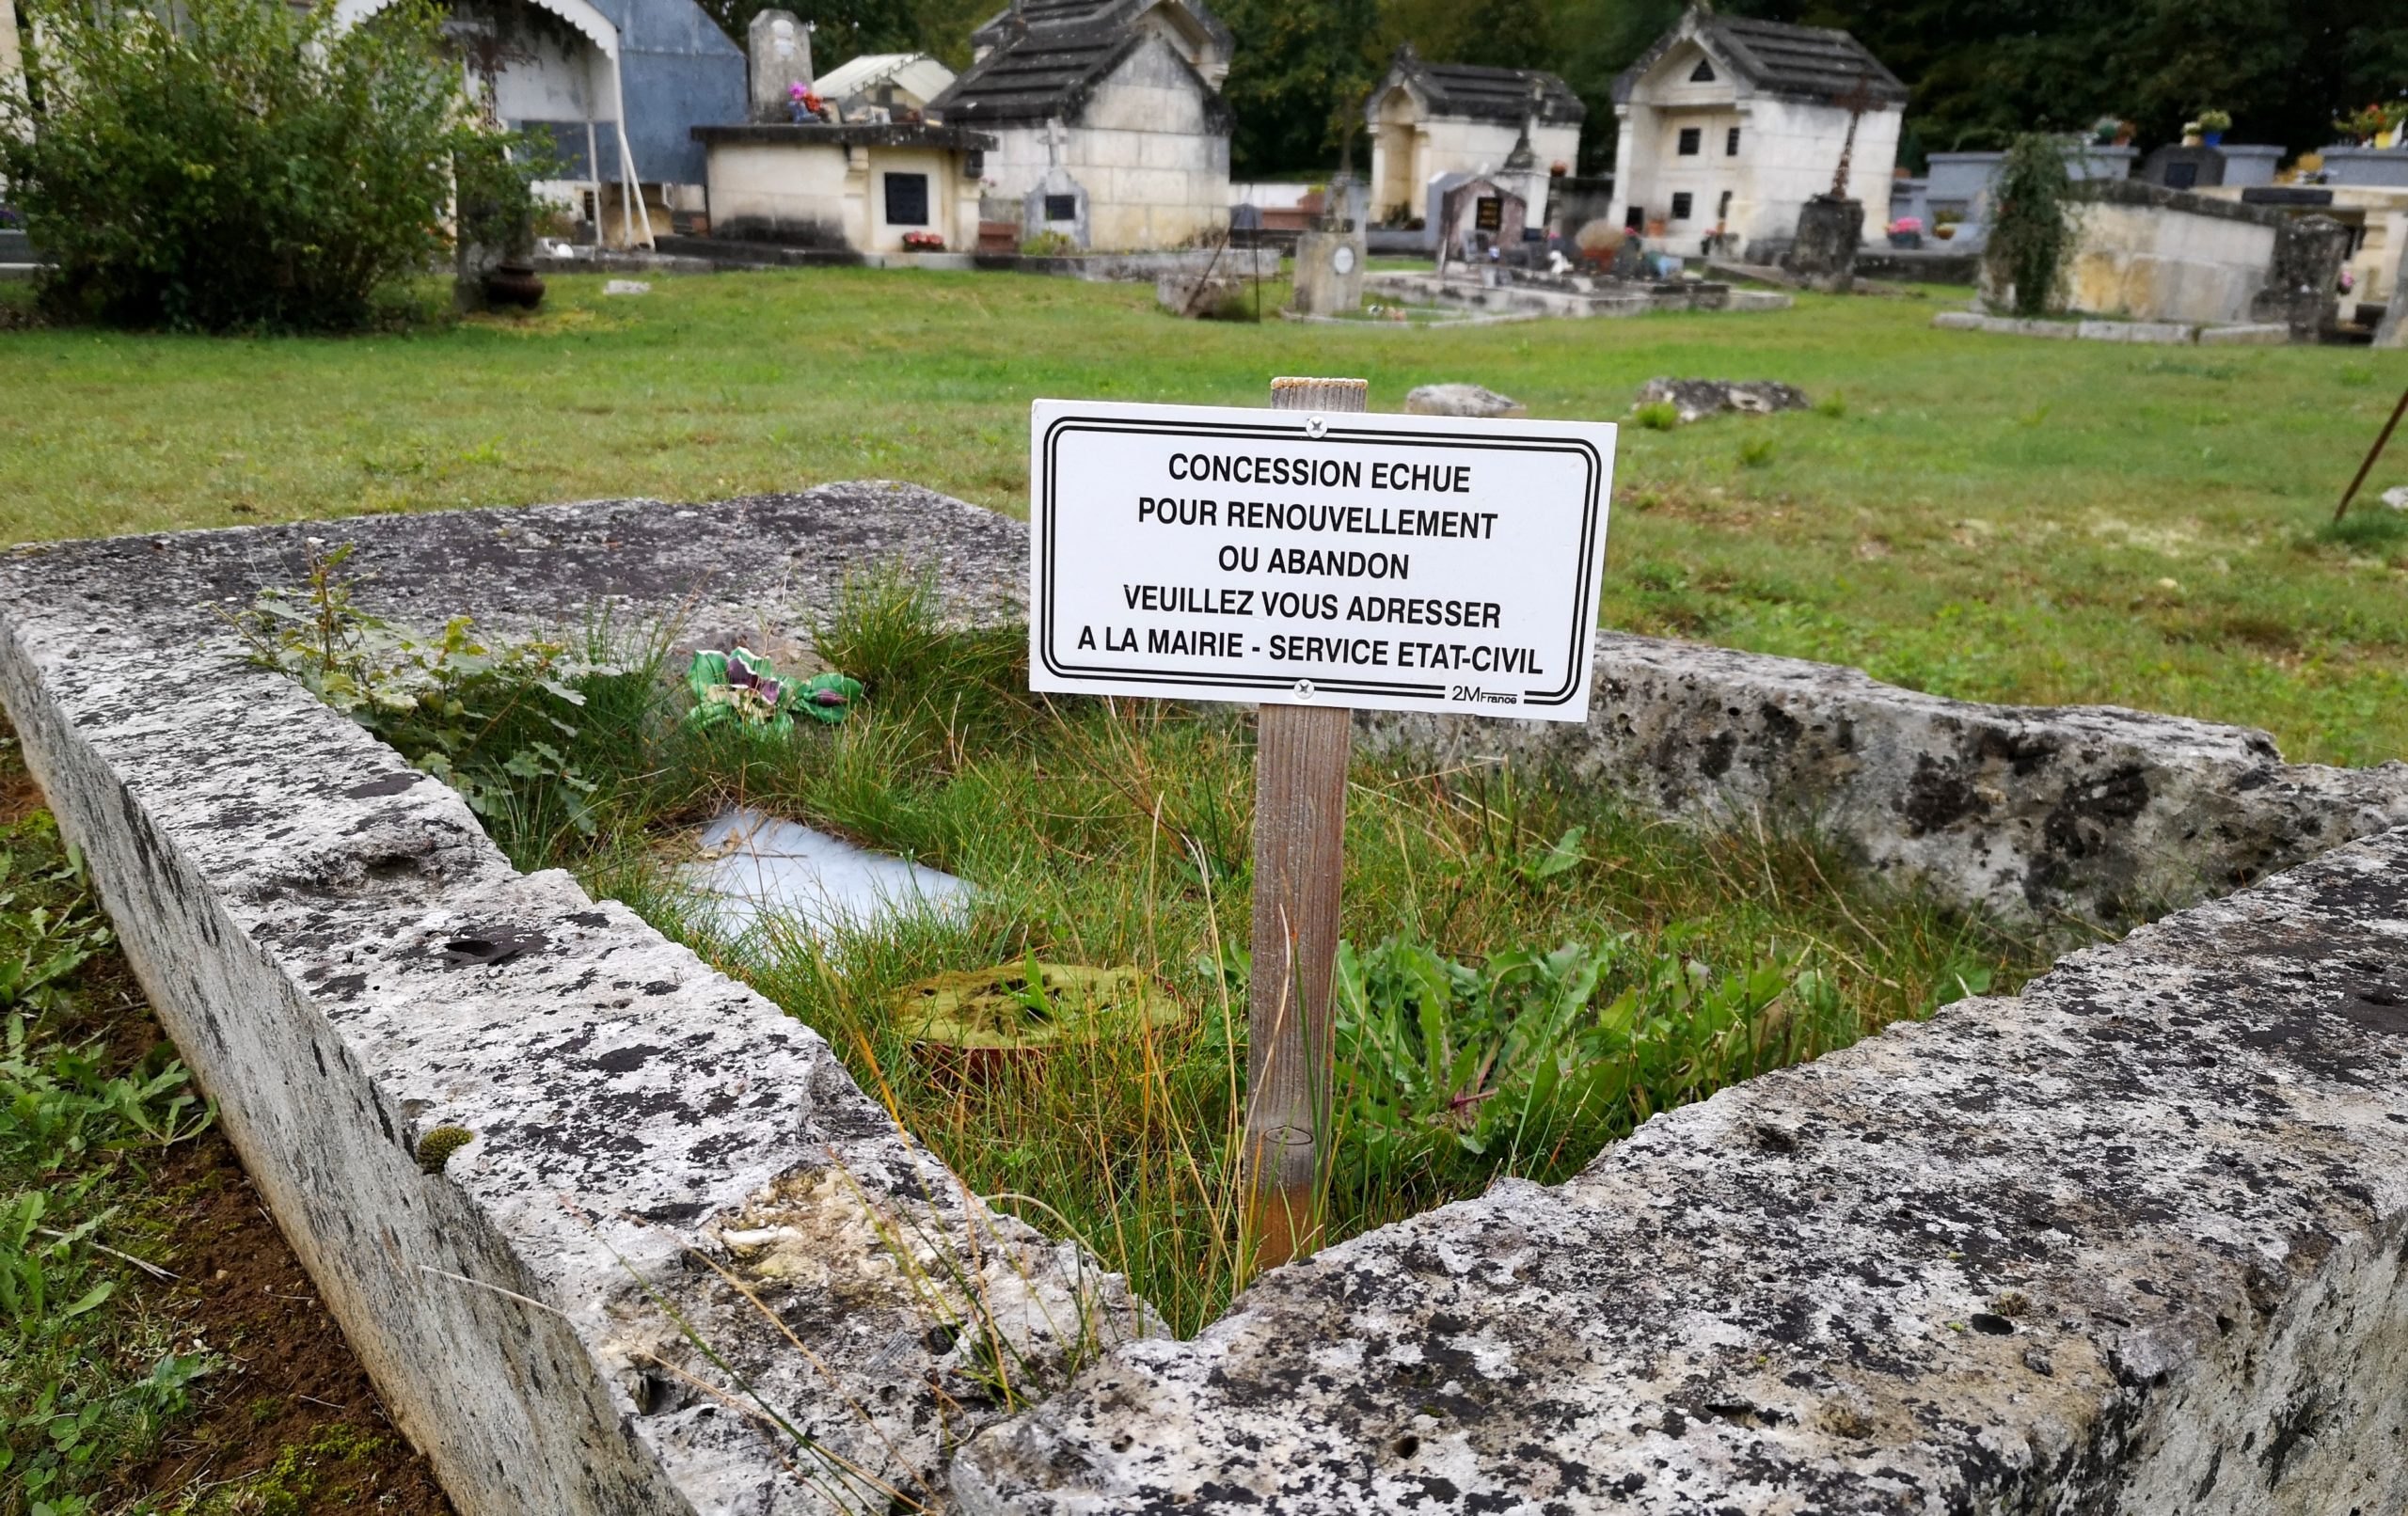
[1032,406,1610,711]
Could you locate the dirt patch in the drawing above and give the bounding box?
[108,1119,454,1513]
[0,742,40,826]
[4,720,452,1513]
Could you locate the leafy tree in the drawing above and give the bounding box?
[1984,133,2074,317]
[1219,0,1384,176]
[0,0,490,330]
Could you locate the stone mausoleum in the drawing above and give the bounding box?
[1363,46,1584,232]
[690,10,993,254]
[929,0,1234,250]
[1609,4,1903,259]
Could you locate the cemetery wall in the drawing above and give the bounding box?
[2067,181,2281,325]
[6,490,2407,1516]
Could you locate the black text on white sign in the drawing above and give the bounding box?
[1029,400,1616,721]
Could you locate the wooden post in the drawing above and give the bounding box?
[2336,383,2408,524]
[1244,376,1365,1269]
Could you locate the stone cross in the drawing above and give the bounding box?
[1828,72,1876,198]
[747,9,814,123]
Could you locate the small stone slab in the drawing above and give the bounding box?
[602,278,652,295]
[683,806,972,940]
[1402,383,1527,418]
[1633,377,1810,423]
[2076,318,2198,344]
[2198,322,2291,345]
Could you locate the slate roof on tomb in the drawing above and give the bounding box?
[932,2,1229,127]
[1614,10,1908,107]
[1377,46,1585,126]
[967,0,1230,60]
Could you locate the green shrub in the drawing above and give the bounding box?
[1985,134,2077,318]
[1737,435,1777,468]
[0,0,479,329]
[1632,401,1681,431]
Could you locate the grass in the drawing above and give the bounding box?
[2,270,2402,763]
[0,730,452,1516]
[0,750,215,1515]
[283,566,2043,1337]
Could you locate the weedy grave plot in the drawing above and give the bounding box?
[231,550,2034,1334]
[12,487,2408,1515]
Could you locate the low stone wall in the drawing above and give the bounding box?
[1363,630,2408,925]
[7,487,2406,1515]
[957,822,2408,1513]
[1369,271,1793,320]
[0,488,1130,1516]
[2066,180,2281,326]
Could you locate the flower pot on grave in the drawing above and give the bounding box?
[483,262,545,309]
[2204,131,2226,147]
[1889,231,1923,248]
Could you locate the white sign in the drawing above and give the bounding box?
[1029,400,1615,720]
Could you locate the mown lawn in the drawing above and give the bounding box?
[3,270,2404,762]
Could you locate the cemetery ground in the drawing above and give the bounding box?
[2,265,2405,1509]
[0,729,452,1514]
[3,269,2404,767]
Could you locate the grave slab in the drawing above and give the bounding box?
[0,486,1123,1516]
[2199,322,2291,345]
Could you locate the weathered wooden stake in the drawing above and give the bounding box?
[1244,375,1364,1269]
[2336,382,2408,524]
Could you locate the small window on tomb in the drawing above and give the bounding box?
[1688,57,1716,83]
[1044,193,1078,223]
[1726,126,1741,156]
[1677,127,1702,156]
[884,172,930,227]
[1671,191,1694,220]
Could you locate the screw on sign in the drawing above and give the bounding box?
[1028,377,1617,1268]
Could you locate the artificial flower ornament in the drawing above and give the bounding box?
[686,647,862,734]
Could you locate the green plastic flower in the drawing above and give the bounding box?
[685,648,862,734]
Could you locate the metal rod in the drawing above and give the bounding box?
[2337,383,2408,523]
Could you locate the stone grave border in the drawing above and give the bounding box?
[1932,308,2293,345]
[2,484,2404,1514]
